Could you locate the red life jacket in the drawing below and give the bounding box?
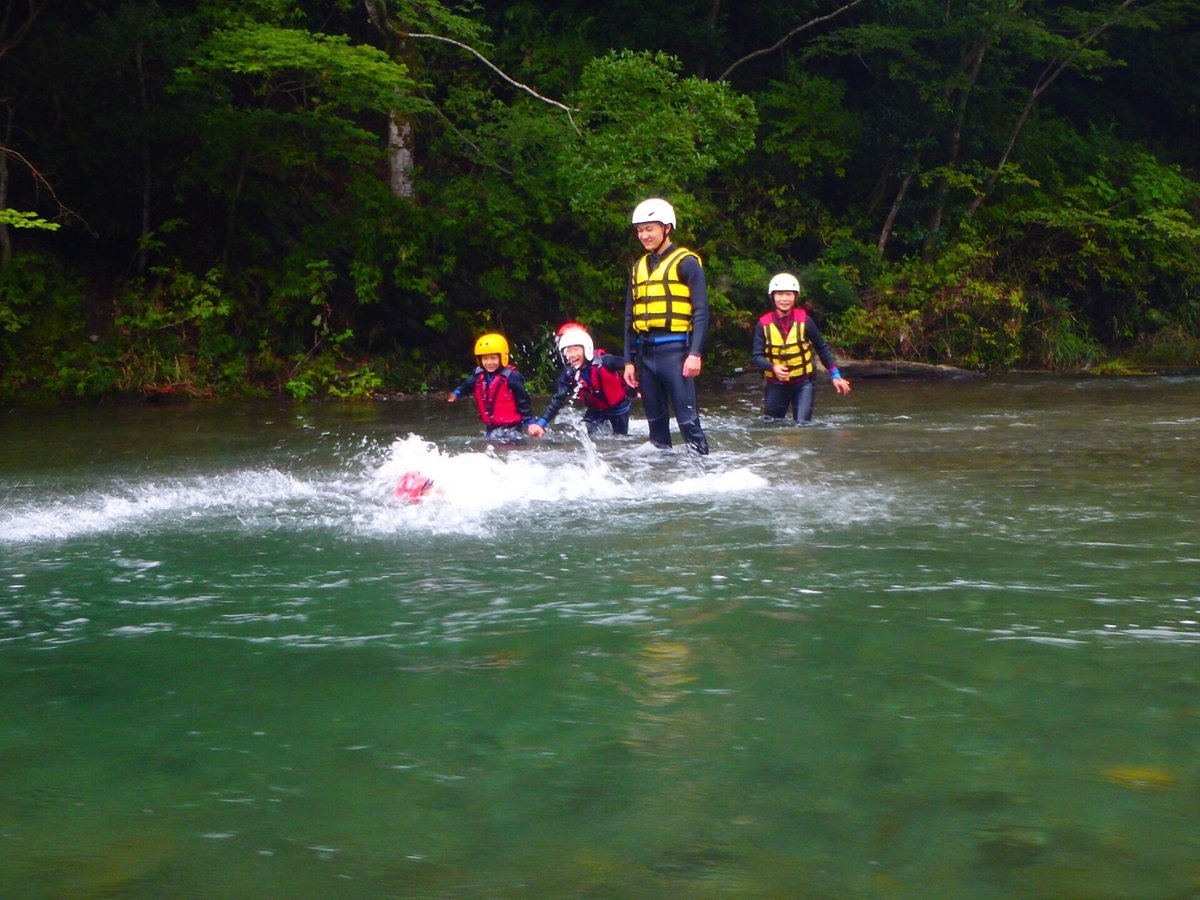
[473,366,521,427]
[577,351,629,411]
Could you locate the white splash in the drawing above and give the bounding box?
[0,431,792,543]
[0,470,317,544]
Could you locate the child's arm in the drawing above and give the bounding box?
[806,320,851,395]
[531,368,575,433]
[749,322,773,374]
[447,370,478,402]
[598,351,629,370]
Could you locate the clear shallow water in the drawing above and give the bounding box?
[2,376,1199,897]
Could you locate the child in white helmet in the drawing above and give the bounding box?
[528,322,632,437]
[751,273,851,421]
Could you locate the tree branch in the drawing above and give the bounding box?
[0,0,48,63]
[964,0,1146,219]
[718,0,864,82]
[0,143,77,223]
[420,90,513,176]
[401,31,581,135]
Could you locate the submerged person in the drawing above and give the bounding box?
[622,198,709,455]
[751,272,851,422]
[527,323,632,438]
[447,332,538,441]
[393,471,435,503]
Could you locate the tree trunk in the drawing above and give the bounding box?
[921,35,990,261]
[135,40,152,274]
[877,170,916,256]
[0,134,11,270]
[365,0,418,201]
[387,112,414,199]
[694,0,721,79]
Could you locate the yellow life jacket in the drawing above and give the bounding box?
[759,310,813,379]
[630,246,699,334]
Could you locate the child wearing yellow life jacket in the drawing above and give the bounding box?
[528,323,632,438]
[751,273,851,422]
[447,332,537,440]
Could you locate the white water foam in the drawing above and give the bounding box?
[0,469,319,544]
[1,432,779,543]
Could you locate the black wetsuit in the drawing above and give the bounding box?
[623,246,710,454]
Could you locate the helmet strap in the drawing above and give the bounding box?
[652,226,671,254]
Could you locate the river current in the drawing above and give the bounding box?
[2,374,1198,896]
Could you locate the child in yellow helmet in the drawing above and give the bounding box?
[447,332,537,441]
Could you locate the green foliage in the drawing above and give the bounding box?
[562,50,758,215]
[1130,324,1200,368]
[0,253,91,401]
[285,354,383,400]
[0,254,62,337]
[0,210,60,231]
[507,329,562,395]
[801,240,877,319]
[1025,298,1103,370]
[178,23,417,115]
[1084,359,1153,376]
[722,256,772,322]
[107,266,235,395]
[988,133,1200,345]
[1,0,1198,405]
[837,238,1028,369]
[760,71,859,179]
[42,345,124,398]
[168,14,429,287]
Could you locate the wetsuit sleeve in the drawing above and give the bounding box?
[678,254,708,357]
[622,265,637,363]
[806,317,840,372]
[598,350,628,371]
[537,367,576,426]
[505,369,536,425]
[450,370,478,398]
[750,321,772,371]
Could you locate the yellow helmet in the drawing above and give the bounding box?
[474,332,510,366]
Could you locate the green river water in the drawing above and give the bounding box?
[2,374,1198,897]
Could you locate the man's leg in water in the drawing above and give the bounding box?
[658,342,708,455]
[638,346,674,449]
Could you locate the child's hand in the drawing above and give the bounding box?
[447,393,458,402]
[773,364,791,381]
[527,423,545,438]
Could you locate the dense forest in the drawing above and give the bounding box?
[2,0,1198,402]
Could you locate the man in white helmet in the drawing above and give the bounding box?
[622,198,710,454]
[751,272,851,421]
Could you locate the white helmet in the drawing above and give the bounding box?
[768,272,801,296]
[631,198,676,229]
[556,325,594,362]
